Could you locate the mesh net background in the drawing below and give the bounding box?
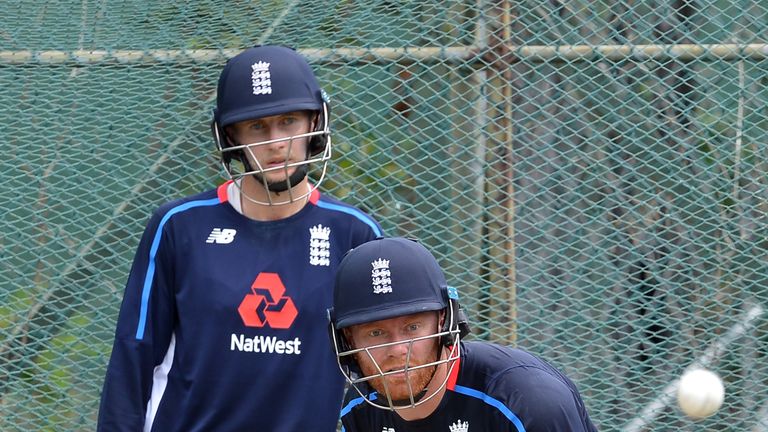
[1,1,767,430]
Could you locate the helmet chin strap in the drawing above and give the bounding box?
[391,389,429,407]
[252,164,308,193]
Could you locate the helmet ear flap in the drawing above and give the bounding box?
[212,113,251,170]
[440,298,471,347]
[211,127,228,164]
[308,98,330,156]
[211,110,235,165]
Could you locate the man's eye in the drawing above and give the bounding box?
[281,117,297,126]
[368,329,383,338]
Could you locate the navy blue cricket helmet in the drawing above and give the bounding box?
[332,237,452,329]
[327,237,471,411]
[213,45,329,152]
[210,45,332,202]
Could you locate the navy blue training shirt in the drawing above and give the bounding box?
[98,181,382,431]
[340,341,598,431]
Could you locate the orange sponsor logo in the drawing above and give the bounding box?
[237,273,298,328]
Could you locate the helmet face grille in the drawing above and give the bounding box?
[329,303,463,411]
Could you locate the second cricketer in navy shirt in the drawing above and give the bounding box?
[329,237,597,432]
[98,46,382,431]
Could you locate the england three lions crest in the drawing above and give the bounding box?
[371,258,392,294]
[309,224,331,266]
[251,61,272,95]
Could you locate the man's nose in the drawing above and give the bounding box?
[264,128,291,147]
[383,337,413,358]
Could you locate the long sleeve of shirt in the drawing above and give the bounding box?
[98,184,382,431]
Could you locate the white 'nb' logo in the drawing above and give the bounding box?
[206,228,237,244]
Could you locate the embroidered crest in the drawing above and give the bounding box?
[371,258,392,294]
[251,61,272,95]
[309,224,331,266]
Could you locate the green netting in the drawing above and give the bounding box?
[1,1,767,430]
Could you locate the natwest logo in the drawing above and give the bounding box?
[237,273,298,328]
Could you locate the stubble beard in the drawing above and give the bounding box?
[359,353,439,402]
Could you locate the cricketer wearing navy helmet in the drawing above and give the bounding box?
[329,237,598,431]
[97,45,382,432]
[212,44,332,206]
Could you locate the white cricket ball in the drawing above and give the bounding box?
[676,368,725,419]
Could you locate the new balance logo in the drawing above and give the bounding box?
[382,428,395,432]
[206,228,237,244]
[449,420,469,432]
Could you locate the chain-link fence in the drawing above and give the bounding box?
[1,1,767,430]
